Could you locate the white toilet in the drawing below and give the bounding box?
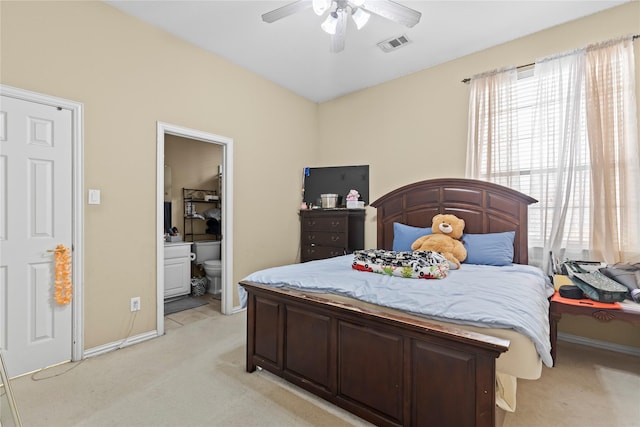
[193,240,222,297]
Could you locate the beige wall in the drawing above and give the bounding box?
[2,1,638,351]
[1,1,317,348]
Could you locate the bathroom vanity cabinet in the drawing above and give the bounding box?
[164,242,193,299]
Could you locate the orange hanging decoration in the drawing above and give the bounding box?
[54,245,72,305]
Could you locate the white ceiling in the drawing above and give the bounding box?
[105,0,629,103]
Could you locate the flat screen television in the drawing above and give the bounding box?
[302,165,369,208]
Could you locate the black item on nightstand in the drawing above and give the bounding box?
[300,209,365,262]
[559,285,584,299]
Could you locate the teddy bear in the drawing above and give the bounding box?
[411,214,467,269]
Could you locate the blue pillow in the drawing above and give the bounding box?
[392,223,432,252]
[462,231,515,266]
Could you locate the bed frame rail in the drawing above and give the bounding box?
[243,281,509,427]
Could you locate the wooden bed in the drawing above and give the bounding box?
[241,178,537,427]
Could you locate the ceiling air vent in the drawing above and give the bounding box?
[377,34,411,53]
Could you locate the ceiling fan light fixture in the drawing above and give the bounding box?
[351,7,370,30]
[321,11,339,35]
[312,0,331,16]
[262,0,421,54]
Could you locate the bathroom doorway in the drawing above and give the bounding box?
[156,122,236,337]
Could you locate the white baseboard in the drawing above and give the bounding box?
[230,306,246,315]
[558,332,640,357]
[83,330,159,359]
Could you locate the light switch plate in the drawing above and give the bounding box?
[88,189,101,205]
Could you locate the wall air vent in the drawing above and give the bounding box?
[377,34,411,53]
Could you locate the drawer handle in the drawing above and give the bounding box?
[331,221,341,227]
[331,235,340,242]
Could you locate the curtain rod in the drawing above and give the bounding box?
[461,34,640,84]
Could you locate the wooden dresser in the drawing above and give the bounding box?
[299,209,365,262]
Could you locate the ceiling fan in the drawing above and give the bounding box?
[261,0,422,53]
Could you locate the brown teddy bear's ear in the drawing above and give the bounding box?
[432,214,443,222]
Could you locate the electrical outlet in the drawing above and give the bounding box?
[130,297,141,312]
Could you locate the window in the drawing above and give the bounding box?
[467,38,640,270]
[506,69,591,254]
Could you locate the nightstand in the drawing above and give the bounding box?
[549,275,640,365]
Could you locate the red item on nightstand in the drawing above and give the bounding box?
[551,291,622,309]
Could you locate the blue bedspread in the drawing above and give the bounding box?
[240,255,555,367]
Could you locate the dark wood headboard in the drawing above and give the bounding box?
[370,178,537,264]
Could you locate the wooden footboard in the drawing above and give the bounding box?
[242,281,509,427]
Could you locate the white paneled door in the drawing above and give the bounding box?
[0,95,73,377]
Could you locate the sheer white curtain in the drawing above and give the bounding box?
[466,37,639,272]
[532,50,589,273]
[585,38,640,264]
[466,67,518,183]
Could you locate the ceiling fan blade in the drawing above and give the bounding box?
[361,0,422,27]
[262,0,312,23]
[329,9,348,53]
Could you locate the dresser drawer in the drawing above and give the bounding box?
[299,209,365,263]
[301,215,348,232]
[302,231,346,247]
[301,245,346,262]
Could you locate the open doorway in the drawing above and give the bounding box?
[156,122,235,337]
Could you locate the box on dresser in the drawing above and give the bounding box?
[299,209,365,262]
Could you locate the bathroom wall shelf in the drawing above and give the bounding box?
[183,188,221,242]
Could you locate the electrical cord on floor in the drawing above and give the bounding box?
[116,309,138,350]
[25,307,139,382]
[30,359,85,381]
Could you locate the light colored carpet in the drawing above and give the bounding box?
[2,310,638,427]
[503,341,640,427]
